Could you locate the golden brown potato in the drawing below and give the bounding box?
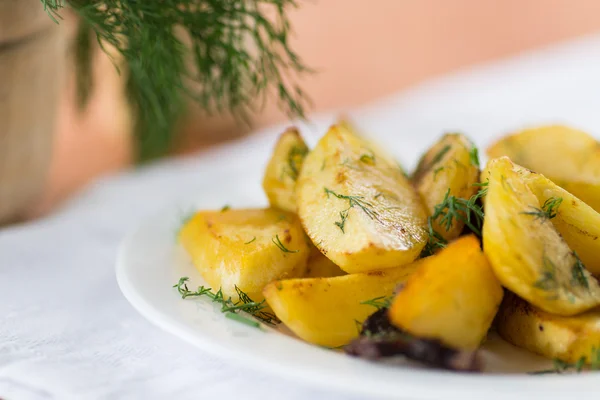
[304,245,346,278]
[487,125,600,212]
[262,127,309,213]
[514,165,600,277]
[263,262,420,347]
[497,292,600,365]
[296,123,428,273]
[483,157,600,316]
[412,133,480,241]
[179,208,309,300]
[389,235,503,350]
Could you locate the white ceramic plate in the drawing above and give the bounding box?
[117,203,600,400]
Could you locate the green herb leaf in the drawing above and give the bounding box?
[173,277,278,325]
[324,188,379,233]
[361,296,394,310]
[272,234,300,253]
[469,146,480,168]
[43,0,312,161]
[571,252,589,289]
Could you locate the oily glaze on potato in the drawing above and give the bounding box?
[487,125,600,212]
[262,127,309,213]
[514,165,600,277]
[179,208,309,300]
[483,157,600,316]
[389,235,503,350]
[296,123,428,273]
[497,292,600,365]
[412,133,481,241]
[263,262,420,347]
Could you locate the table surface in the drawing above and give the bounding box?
[4,33,600,400]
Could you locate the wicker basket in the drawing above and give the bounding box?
[0,0,63,224]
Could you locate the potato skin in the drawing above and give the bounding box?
[179,208,309,300]
[487,125,600,212]
[263,262,420,347]
[389,235,503,350]
[262,127,309,213]
[412,133,480,241]
[296,123,428,273]
[515,166,600,277]
[483,157,600,316]
[497,292,600,364]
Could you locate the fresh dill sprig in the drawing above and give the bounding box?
[361,295,394,310]
[272,234,299,253]
[220,205,231,212]
[530,348,600,374]
[412,144,451,181]
[173,277,278,325]
[522,197,563,221]
[420,182,487,257]
[244,237,257,245]
[420,216,448,257]
[431,188,485,237]
[42,0,312,161]
[530,358,586,375]
[571,252,589,289]
[324,188,379,233]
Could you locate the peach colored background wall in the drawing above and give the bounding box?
[35,0,600,216]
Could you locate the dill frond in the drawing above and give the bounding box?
[42,0,312,161]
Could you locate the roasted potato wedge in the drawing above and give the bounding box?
[487,125,600,212]
[296,123,428,273]
[513,166,600,276]
[497,292,600,365]
[304,246,346,278]
[483,157,600,316]
[263,263,421,347]
[179,208,309,300]
[412,133,481,240]
[389,235,503,350]
[262,128,309,212]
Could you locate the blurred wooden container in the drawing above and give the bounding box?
[0,0,63,224]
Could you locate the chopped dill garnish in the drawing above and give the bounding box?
[244,237,257,245]
[324,188,379,233]
[571,252,589,289]
[469,146,480,168]
[533,256,558,292]
[272,234,300,253]
[522,197,562,221]
[286,145,309,181]
[433,166,445,180]
[430,145,452,167]
[530,357,587,374]
[472,180,489,197]
[226,312,260,328]
[173,277,278,325]
[361,296,394,310]
[334,210,350,233]
[359,151,376,165]
[220,205,231,212]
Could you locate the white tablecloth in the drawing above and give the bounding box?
[4,33,600,400]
